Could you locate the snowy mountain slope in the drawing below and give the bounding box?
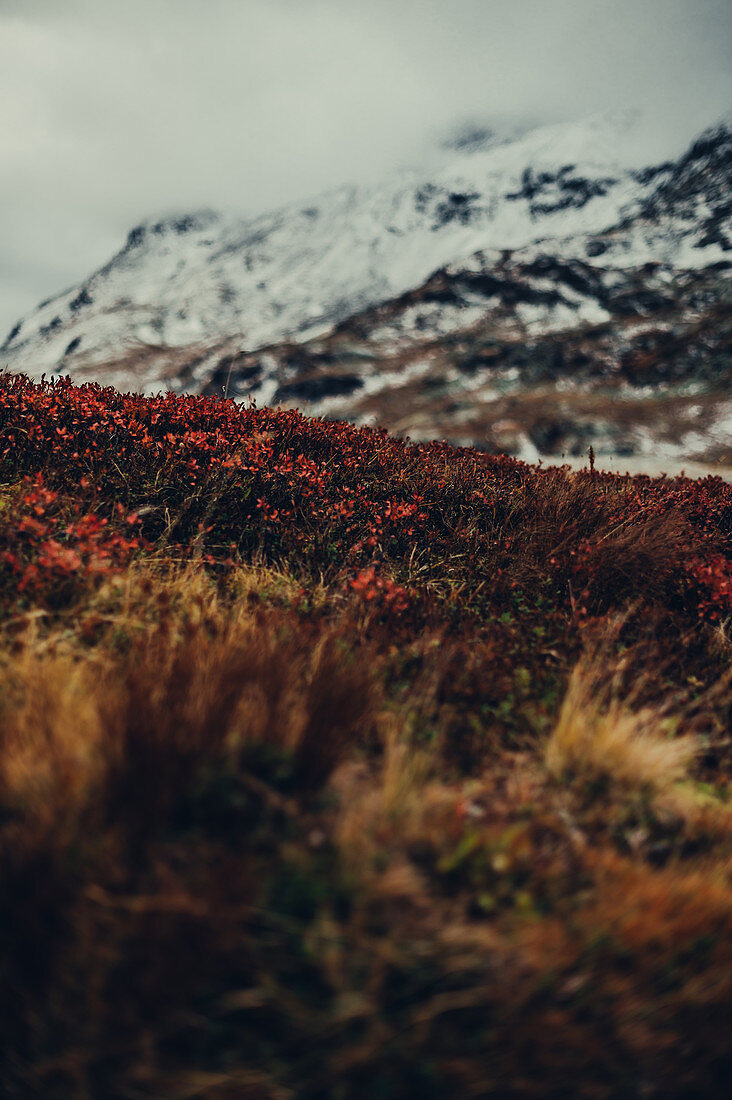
[2,110,728,388]
[182,232,729,465]
[188,118,730,466]
[2,110,730,468]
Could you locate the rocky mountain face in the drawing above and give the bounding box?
[2,111,731,467]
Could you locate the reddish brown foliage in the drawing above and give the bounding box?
[1,374,730,625]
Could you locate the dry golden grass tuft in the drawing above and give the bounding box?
[0,565,374,843]
[0,652,105,833]
[545,657,697,794]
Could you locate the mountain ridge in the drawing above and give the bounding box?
[2,109,730,466]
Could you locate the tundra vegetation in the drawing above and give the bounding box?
[1,374,731,1098]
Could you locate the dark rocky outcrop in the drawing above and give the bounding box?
[274,375,363,404]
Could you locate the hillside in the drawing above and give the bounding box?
[1,374,732,1098]
[2,112,731,467]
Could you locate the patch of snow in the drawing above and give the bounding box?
[514,300,608,335]
[369,301,489,347]
[252,376,279,407]
[515,434,542,463]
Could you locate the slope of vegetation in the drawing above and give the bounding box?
[1,374,731,1099]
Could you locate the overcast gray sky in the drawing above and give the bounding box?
[1,0,730,339]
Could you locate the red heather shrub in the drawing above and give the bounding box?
[0,373,730,622]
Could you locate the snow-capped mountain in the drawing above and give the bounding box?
[2,110,731,467]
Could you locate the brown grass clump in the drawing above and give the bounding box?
[1,582,373,831]
[546,656,697,794]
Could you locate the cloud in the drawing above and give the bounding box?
[1,0,730,337]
